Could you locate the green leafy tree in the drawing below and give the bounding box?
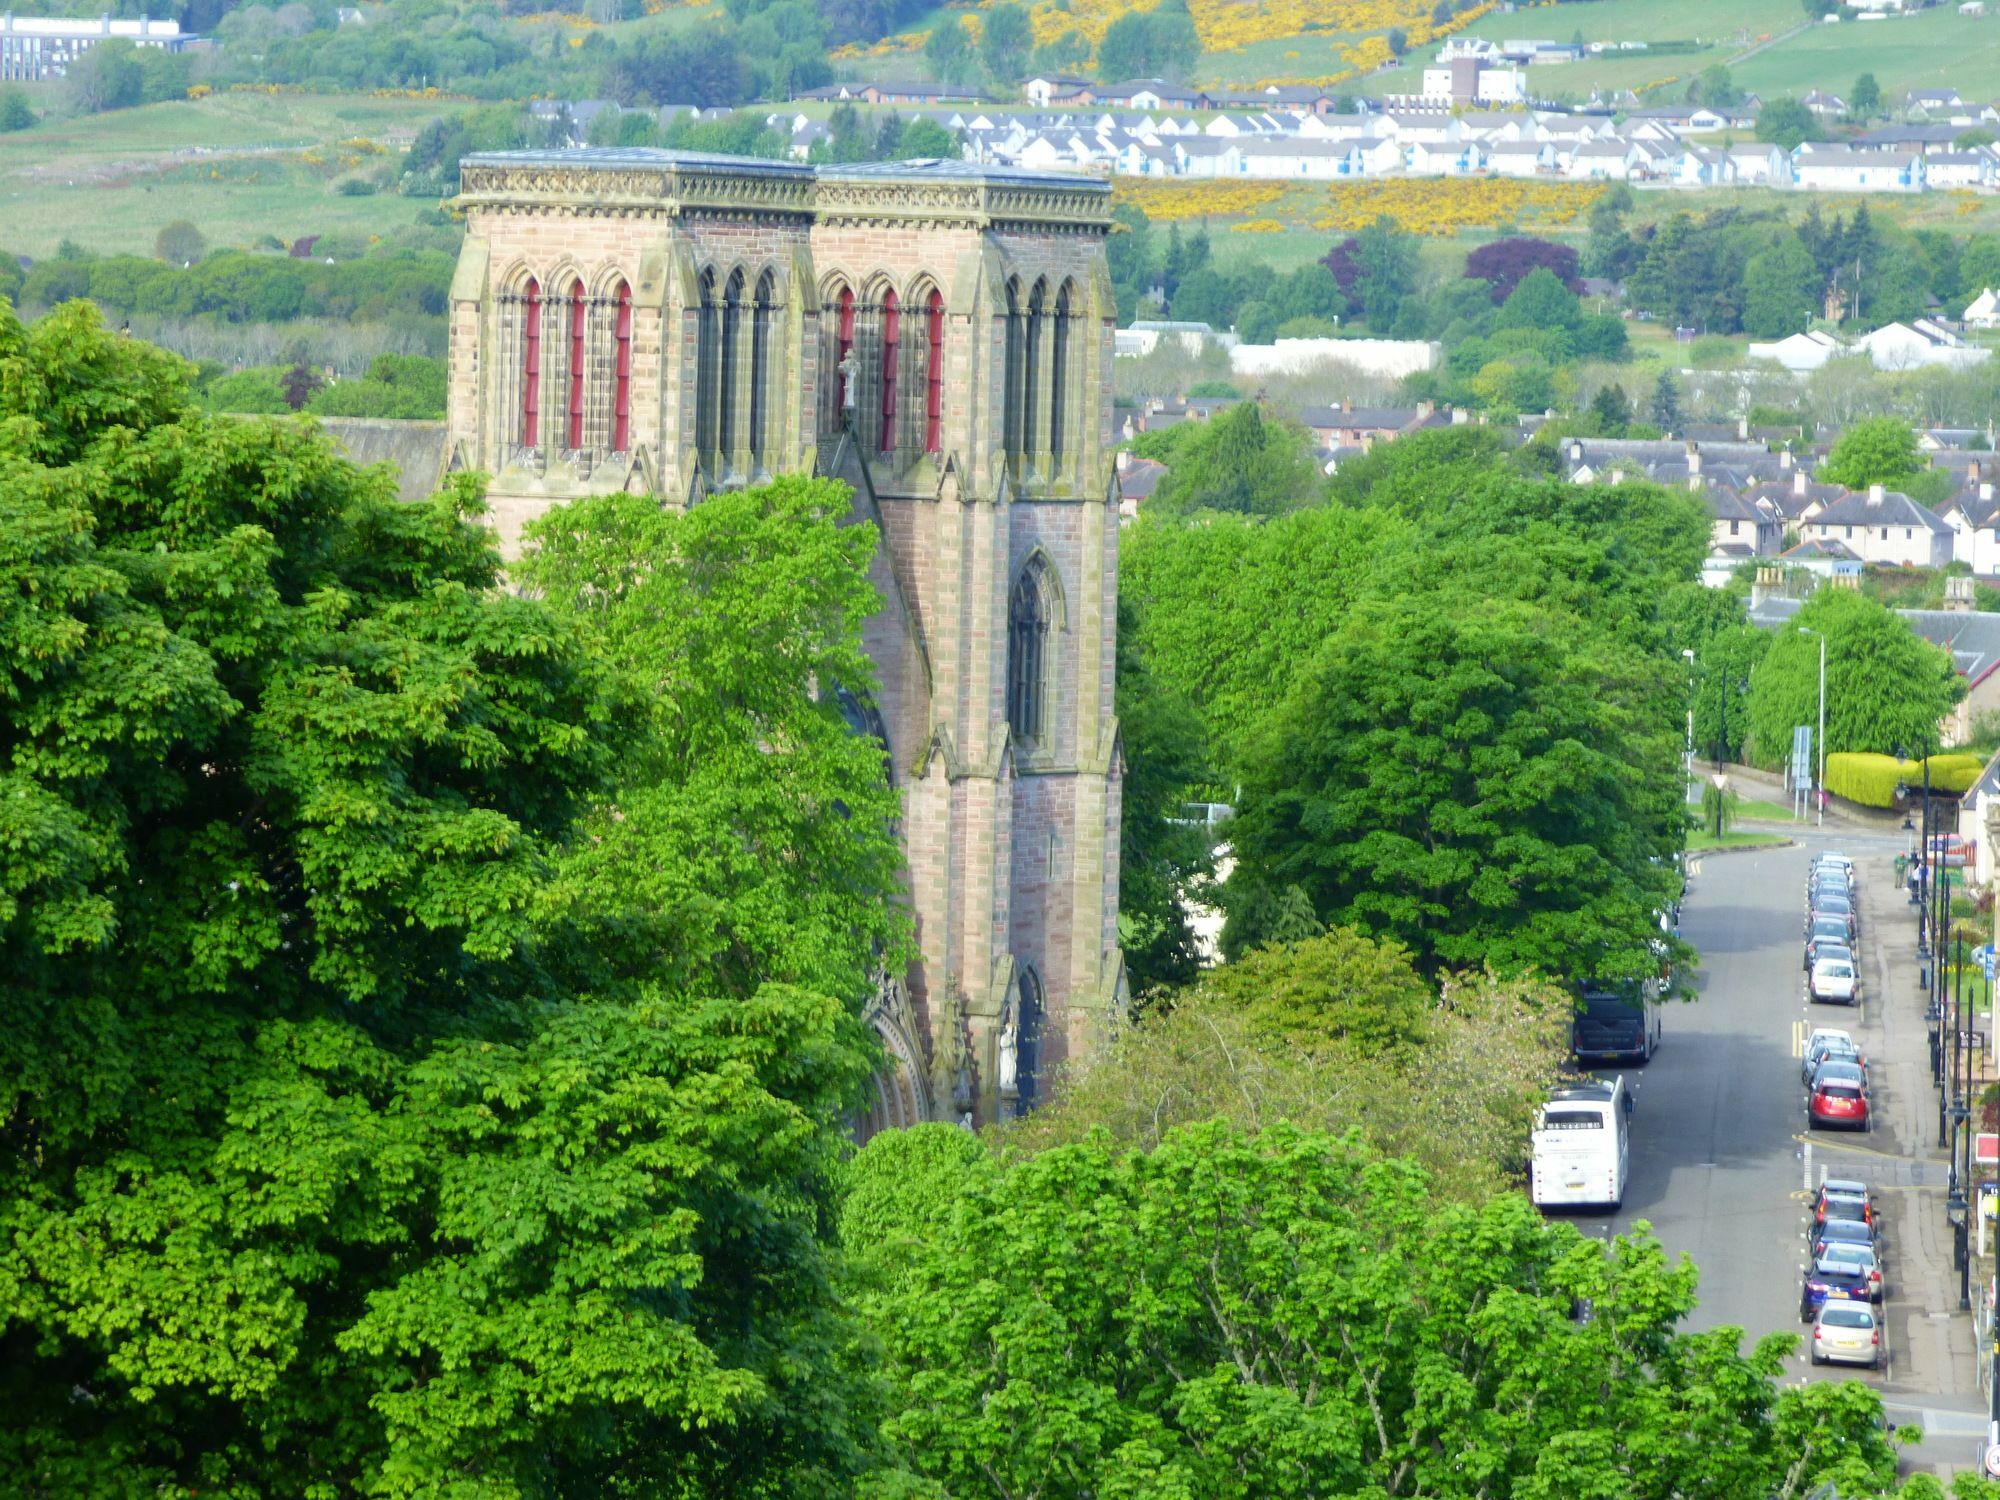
[1820,414,1922,488]
[923,16,974,85]
[1851,71,1880,119]
[1113,595,1213,994]
[1386,24,1408,55]
[153,218,207,267]
[1589,381,1633,434]
[1742,235,1821,338]
[0,302,897,1494]
[1756,97,1817,150]
[1747,587,1965,762]
[845,1119,1904,1499]
[1224,589,1687,980]
[1137,401,1324,518]
[1496,265,1583,332]
[1687,63,1739,106]
[1096,0,1199,81]
[0,87,32,132]
[197,366,292,413]
[979,0,1032,84]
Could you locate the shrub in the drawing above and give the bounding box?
[1825,751,1984,807]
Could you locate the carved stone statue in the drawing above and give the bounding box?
[837,349,858,419]
[997,1021,1019,1099]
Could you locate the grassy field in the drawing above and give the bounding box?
[1734,797,1811,824]
[1362,0,1799,102]
[0,92,452,258]
[1733,8,2000,100]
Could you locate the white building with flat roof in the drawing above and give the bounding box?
[1,13,184,81]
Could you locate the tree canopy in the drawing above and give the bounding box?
[1819,414,1924,489]
[1745,587,1964,761]
[0,299,902,1495]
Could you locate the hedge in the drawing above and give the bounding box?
[1824,752,1985,807]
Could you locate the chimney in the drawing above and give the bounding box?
[1946,574,1976,613]
[1452,406,1470,425]
[1688,474,1704,492]
[1793,468,1807,497]
[1415,400,1434,420]
[1738,415,1750,440]
[1982,481,1995,501]
[1780,447,1794,472]
[1973,459,1983,485]
[1750,565,1783,609]
[1869,482,1886,504]
[1116,449,1131,473]
[1341,397,1351,413]
[1610,466,1626,484]
[1687,444,1702,477]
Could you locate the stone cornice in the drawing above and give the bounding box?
[451,153,1109,237]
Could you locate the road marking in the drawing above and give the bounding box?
[1791,1132,1908,1162]
[1792,1019,1806,1058]
[1803,1136,1813,1195]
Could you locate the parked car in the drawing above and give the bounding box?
[1802,1030,1865,1082]
[1813,1218,1883,1267]
[1813,1240,1885,1302]
[1807,894,1858,944]
[1810,956,1859,1005]
[1809,1078,1869,1130]
[1811,1301,1882,1367]
[1801,1257,1874,1321]
[1811,1059,1868,1095]
[1815,1182,1874,1225]
[1812,852,1854,878]
[1805,918,1850,968]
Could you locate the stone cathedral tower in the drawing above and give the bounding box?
[444,148,1126,1128]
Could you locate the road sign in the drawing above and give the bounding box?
[1977,944,1997,981]
[1979,1133,2000,1168]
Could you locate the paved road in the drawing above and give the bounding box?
[1573,827,1993,1464]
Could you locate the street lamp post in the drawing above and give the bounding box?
[1797,626,1825,828]
[1681,648,1696,781]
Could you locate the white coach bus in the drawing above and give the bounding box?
[1530,1077,1631,1212]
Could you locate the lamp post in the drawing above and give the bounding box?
[1681,648,1696,783]
[1797,626,1825,827]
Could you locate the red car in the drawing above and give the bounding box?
[1809,1080,1869,1131]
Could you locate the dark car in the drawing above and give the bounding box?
[1802,1257,1873,1321]
[1809,1079,1869,1130]
[1808,869,1852,901]
[1801,1036,1864,1083]
[1810,1059,1869,1094]
[1815,1190,1873,1229]
[1570,985,1659,1065]
[1807,896,1858,944]
[1805,918,1850,969]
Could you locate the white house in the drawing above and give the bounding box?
[1964,288,2000,329]
[1485,141,1555,176]
[1727,143,1792,185]
[1231,337,1439,381]
[1803,89,1849,118]
[1566,138,1645,179]
[1672,147,1737,186]
[1922,150,1997,189]
[1406,139,1486,175]
[1746,329,1847,371]
[1354,137,1406,175]
[1790,145,1926,192]
[1855,320,1994,370]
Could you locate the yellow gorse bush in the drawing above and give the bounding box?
[1112,176,1604,235]
[1112,178,1289,220]
[1018,0,1490,61]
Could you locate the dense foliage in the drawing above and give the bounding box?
[844,1119,1907,1500]
[0,300,905,1495]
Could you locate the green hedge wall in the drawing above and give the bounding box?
[1824,752,1984,807]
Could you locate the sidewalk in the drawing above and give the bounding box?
[1851,848,1980,1406]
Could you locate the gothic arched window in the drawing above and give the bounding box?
[720,269,745,467]
[1023,281,1046,461]
[751,269,777,468]
[1007,966,1044,1116]
[1007,558,1052,747]
[520,276,542,450]
[1003,279,1024,461]
[611,279,633,453]
[1050,282,1072,463]
[566,278,586,451]
[923,289,945,455]
[879,288,900,454]
[695,269,719,466]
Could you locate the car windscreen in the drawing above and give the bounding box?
[1812,897,1852,914]
[1820,1305,1874,1328]
[1811,919,1846,936]
[1820,1086,1863,1101]
[1818,964,1855,980]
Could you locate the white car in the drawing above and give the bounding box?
[1810,956,1858,1005]
[1811,1302,1880,1367]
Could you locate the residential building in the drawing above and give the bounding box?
[1796,484,1954,566]
[1854,319,1992,370]
[1,13,185,80]
[1791,145,1927,192]
[1964,288,2000,329]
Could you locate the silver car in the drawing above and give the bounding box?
[1811,1302,1880,1367]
